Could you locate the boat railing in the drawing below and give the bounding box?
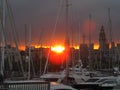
[0,80,50,90]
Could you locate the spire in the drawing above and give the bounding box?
[99,26,108,50]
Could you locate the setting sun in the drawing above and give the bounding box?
[51,45,65,53]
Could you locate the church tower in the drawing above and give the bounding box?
[99,26,109,50]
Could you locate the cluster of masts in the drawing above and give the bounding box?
[0,0,115,80]
[0,0,25,77]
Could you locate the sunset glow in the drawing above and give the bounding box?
[19,46,25,51]
[50,45,66,65]
[35,45,40,48]
[51,45,65,53]
[19,44,99,51]
[82,20,96,34]
[94,44,99,49]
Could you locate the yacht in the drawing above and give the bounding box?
[40,71,65,82]
[73,76,120,89]
[40,62,90,84]
[99,79,118,89]
[50,82,77,90]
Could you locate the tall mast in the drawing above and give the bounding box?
[6,0,25,76]
[65,0,69,47]
[24,24,27,48]
[88,14,92,70]
[89,14,92,46]
[0,0,6,76]
[108,8,115,69]
[78,21,81,60]
[65,0,70,84]
[28,24,31,80]
[108,8,113,47]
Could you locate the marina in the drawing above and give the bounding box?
[0,0,120,90]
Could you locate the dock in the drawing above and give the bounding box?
[0,80,50,90]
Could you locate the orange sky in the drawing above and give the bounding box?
[6,0,120,53]
[19,44,99,51]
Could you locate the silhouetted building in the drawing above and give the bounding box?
[80,44,89,67]
[99,26,109,50]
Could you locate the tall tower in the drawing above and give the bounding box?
[99,26,108,50]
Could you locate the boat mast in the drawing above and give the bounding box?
[6,0,25,76]
[65,0,70,84]
[78,20,81,60]
[108,8,114,69]
[65,0,69,47]
[108,8,113,47]
[88,14,92,70]
[25,24,27,49]
[28,25,31,80]
[0,0,6,76]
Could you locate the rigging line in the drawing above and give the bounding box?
[69,1,74,46]
[78,21,81,60]
[6,1,21,46]
[6,0,25,75]
[107,8,113,69]
[37,28,44,47]
[43,0,64,74]
[0,2,5,76]
[108,8,113,44]
[69,2,76,67]
[0,0,7,45]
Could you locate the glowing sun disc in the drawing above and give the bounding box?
[51,45,65,53]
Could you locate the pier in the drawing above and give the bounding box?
[0,80,50,90]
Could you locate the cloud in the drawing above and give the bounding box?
[6,0,120,46]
